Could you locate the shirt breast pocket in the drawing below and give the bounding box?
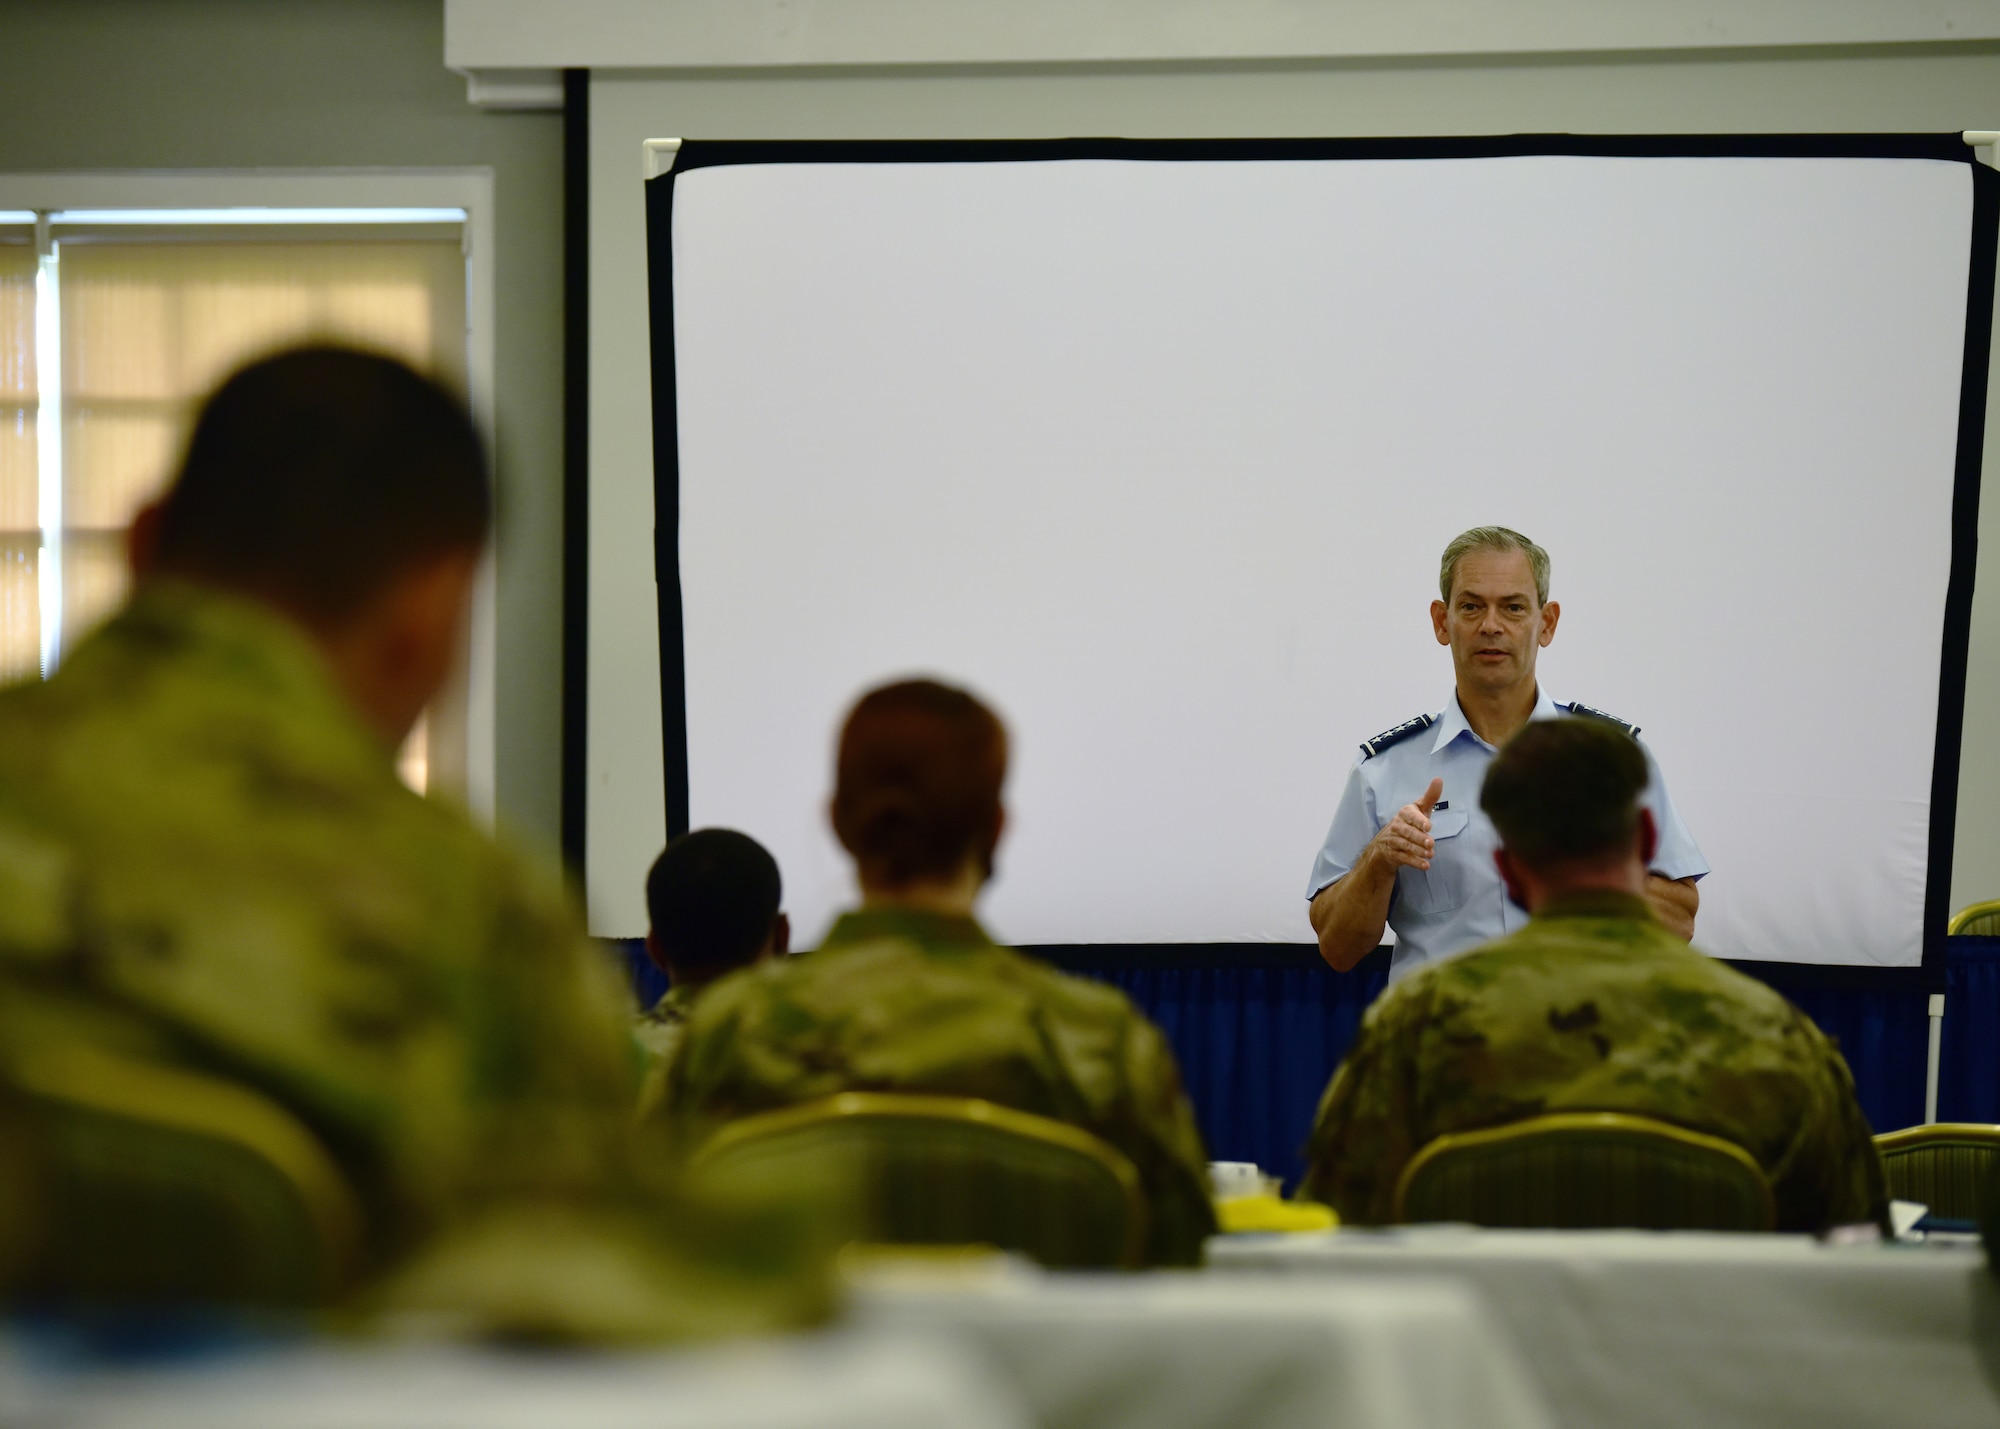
[1395,809,1471,916]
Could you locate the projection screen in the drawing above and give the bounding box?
[645,136,1996,972]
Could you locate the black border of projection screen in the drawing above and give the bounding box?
[644,134,1998,990]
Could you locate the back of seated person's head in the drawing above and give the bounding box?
[645,828,788,989]
[832,679,1007,904]
[1480,718,1656,910]
[129,345,490,745]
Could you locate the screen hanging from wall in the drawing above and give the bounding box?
[645,136,1995,972]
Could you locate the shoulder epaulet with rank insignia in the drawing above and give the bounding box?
[1565,701,1641,738]
[1359,712,1435,760]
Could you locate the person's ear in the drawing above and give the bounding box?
[126,499,166,579]
[768,912,791,958]
[1494,847,1530,911]
[1430,599,1451,646]
[1636,806,1659,869]
[1538,599,1561,647]
[643,930,672,976]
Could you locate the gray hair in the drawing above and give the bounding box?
[1439,527,1550,606]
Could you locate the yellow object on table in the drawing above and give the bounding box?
[1215,1196,1338,1234]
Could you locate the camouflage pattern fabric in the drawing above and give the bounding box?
[0,582,829,1332]
[633,984,697,1122]
[653,907,1218,1265]
[1301,890,1886,1232]
[636,984,697,1068]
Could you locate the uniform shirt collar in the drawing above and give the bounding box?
[70,580,384,765]
[1530,889,1657,924]
[823,907,998,952]
[1431,684,1562,754]
[643,983,699,1025]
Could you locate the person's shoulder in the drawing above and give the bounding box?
[1639,938,1809,1022]
[394,784,561,910]
[992,945,1147,1023]
[1338,955,1453,1045]
[1358,710,1439,763]
[1400,917,1656,1014]
[1448,911,1690,976]
[1448,918,1806,1034]
[641,984,697,1026]
[1558,700,1642,738]
[679,943,865,1042]
[0,678,58,802]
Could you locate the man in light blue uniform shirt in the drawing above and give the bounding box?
[1308,527,1706,982]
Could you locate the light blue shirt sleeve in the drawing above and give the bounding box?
[1307,757,1382,901]
[1638,741,1708,882]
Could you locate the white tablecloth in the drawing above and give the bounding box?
[0,1327,1028,1429]
[1209,1229,2000,1429]
[853,1266,1555,1429]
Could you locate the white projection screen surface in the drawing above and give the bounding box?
[650,138,1994,970]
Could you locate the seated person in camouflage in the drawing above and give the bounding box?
[0,348,825,1333]
[635,828,789,1110]
[652,679,1218,1265]
[1300,718,1885,1232]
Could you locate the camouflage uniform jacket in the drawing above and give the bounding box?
[636,984,698,1068]
[633,983,698,1121]
[654,908,1218,1265]
[1300,890,1885,1232]
[0,583,640,1267]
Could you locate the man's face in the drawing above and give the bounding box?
[1429,548,1560,696]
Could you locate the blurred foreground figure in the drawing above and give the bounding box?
[1302,718,1885,1232]
[652,679,1217,1265]
[635,828,789,1110]
[0,348,826,1336]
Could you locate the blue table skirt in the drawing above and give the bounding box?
[610,938,2000,1189]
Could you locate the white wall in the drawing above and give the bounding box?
[451,0,2000,74]
[587,45,2000,935]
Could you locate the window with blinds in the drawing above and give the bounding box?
[0,213,468,793]
[0,231,36,686]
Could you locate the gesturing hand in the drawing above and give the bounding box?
[1369,777,1443,873]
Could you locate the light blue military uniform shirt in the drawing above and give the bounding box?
[1306,688,1708,983]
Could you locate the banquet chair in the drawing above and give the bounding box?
[690,1092,1148,1268]
[1394,1111,1776,1231]
[1949,900,2000,936]
[0,1043,362,1306]
[1875,1124,2000,1220]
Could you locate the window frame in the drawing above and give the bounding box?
[0,170,500,826]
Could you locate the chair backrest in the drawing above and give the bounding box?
[1948,900,2000,937]
[1394,1111,1776,1231]
[1,1043,363,1306]
[1875,1123,2000,1220]
[691,1092,1148,1268]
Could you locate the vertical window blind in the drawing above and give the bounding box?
[0,234,36,687]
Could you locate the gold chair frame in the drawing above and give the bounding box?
[11,1043,363,1296]
[694,1092,1147,1267]
[1949,900,2000,936]
[1874,1122,2000,1220]
[1875,1122,2000,1153]
[1393,1111,1776,1230]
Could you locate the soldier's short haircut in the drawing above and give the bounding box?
[833,678,1008,890]
[151,345,490,623]
[1439,526,1550,606]
[646,828,783,972]
[1480,718,1648,869]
